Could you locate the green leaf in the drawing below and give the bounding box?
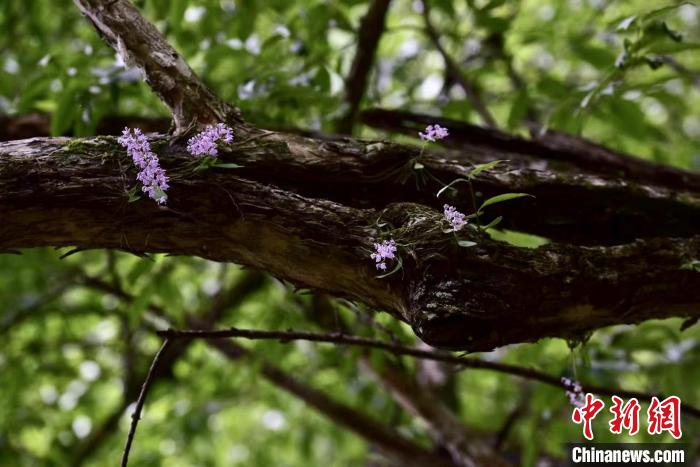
[507,90,529,130]
[214,162,243,169]
[478,193,533,213]
[50,86,79,136]
[481,216,503,230]
[127,186,141,203]
[193,157,217,172]
[436,178,469,198]
[376,256,402,279]
[641,2,696,23]
[646,41,700,55]
[153,187,168,204]
[457,240,477,248]
[469,160,507,178]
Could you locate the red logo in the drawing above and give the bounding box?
[568,392,682,440]
[572,393,605,440]
[647,396,682,439]
[609,396,640,435]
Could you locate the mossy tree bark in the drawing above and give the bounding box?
[1,0,699,352]
[2,135,699,351]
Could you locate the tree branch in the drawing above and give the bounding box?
[2,0,694,352]
[72,271,266,464]
[336,0,393,134]
[188,321,457,466]
[155,327,700,418]
[302,294,498,466]
[80,272,451,466]
[2,134,699,349]
[72,0,242,134]
[121,338,172,467]
[421,0,497,128]
[360,108,700,193]
[359,357,503,466]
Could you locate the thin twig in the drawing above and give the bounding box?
[121,339,172,467]
[156,327,700,419]
[421,0,497,128]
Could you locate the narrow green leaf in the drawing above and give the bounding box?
[50,87,79,136]
[214,162,243,169]
[376,256,402,279]
[469,160,508,178]
[647,41,700,55]
[457,240,477,248]
[482,216,503,230]
[642,2,695,23]
[478,193,533,213]
[437,178,469,198]
[128,186,141,203]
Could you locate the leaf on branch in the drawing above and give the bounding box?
[128,186,141,203]
[641,2,696,23]
[481,216,503,230]
[457,240,477,248]
[376,256,402,279]
[478,193,533,213]
[469,160,508,178]
[436,178,469,198]
[214,162,243,169]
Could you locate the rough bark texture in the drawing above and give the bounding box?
[73,0,242,134]
[361,108,700,193]
[3,0,699,353]
[2,136,699,351]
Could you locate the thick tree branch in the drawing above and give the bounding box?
[2,136,700,350]
[72,0,242,133]
[3,0,696,352]
[336,0,392,134]
[4,131,700,247]
[361,108,700,193]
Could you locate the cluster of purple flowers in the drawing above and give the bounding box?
[186,123,234,157]
[443,204,467,232]
[561,377,584,408]
[118,128,169,204]
[370,239,397,271]
[419,124,449,142]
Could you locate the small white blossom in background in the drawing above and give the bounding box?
[370,239,397,271]
[419,124,449,142]
[443,204,467,232]
[561,376,584,408]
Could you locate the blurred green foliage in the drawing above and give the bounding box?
[1,0,699,465]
